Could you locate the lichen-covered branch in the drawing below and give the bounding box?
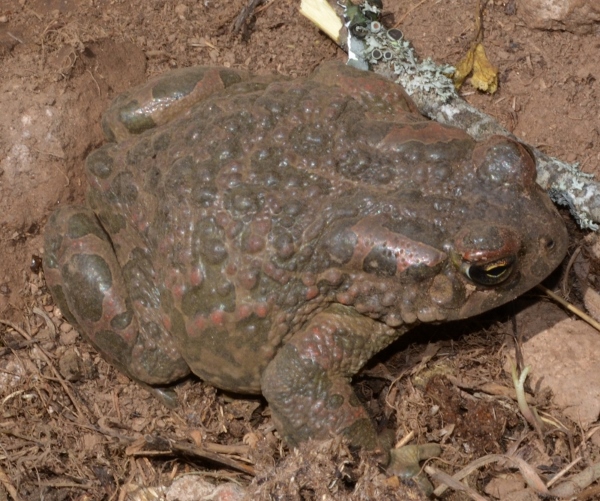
[300,0,600,230]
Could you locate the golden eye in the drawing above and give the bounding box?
[464,256,515,286]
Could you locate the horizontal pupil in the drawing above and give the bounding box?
[485,264,508,276]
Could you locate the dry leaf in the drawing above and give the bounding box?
[453,43,498,94]
[453,44,476,89]
[471,43,498,93]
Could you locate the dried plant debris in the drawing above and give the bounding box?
[454,42,498,94]
[301,0,600,230]
[452,0,498,94]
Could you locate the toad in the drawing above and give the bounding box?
[43,61,567,481]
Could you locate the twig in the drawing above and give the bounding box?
[394,430,414,449]
[511,365,545,442]
[561,246,580,297]
[549,460,600,497]
[537,284,600,332]
[425,465,487,501]
[255,0,277,15]
[0,464,22,501]
[0,318,88,422]
[432,453,549,497]
[38,481,94,489]
[130,440,256,476]
[232,0,265,34]
[7,31,25,44]
[546,456,583,488]
[204,442,250,455]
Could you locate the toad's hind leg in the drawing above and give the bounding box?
[43,206,191,393]
[101,66,255,142]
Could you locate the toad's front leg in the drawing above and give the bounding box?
[262,304,399,451]
[262,303,441,492]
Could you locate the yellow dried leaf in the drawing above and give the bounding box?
[471,43,498,93]
[453,45,476,89]
[453,43,498,94]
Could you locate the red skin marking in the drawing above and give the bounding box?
[238,269,258,290]
[189,67,230,99]
[314,70,417,115]
[454,226,521,263]
[190,267,203,286]
[253,216,272,235]
[101,291,136,343]
[263,261,289,284]
[306,286,319,300]
[162,314,172,331]
[236,304,252,320]
[210,309,225,326]
[349,215,446,274]
[245,233,265,253]
[336,292,353,305]
[301,273,317,287]
[300,323,344,369]
[225,262,237,275]
[255,303,269,318]
[194,315,207,331]
[379,121,471,148]
[172,283,186,301]
[186,315,207,338]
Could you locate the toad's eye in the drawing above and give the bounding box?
[463,256,515,286]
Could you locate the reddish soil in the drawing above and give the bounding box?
[1,0,599,499]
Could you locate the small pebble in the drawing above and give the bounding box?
[60,322,73,333]
[58,349,82,382]
[60,328,79,346]
[175,4,188,20]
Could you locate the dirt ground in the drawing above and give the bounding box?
[1,0,600,499]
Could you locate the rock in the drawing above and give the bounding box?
[484,474,526,499]
[59,323,79,345]
[512,303,600,427]
[516,0,600,34]
[574,233,600,323]
[58,348,83,382]
[166,476,245,501]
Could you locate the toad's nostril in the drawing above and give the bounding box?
[542,237,555,251]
